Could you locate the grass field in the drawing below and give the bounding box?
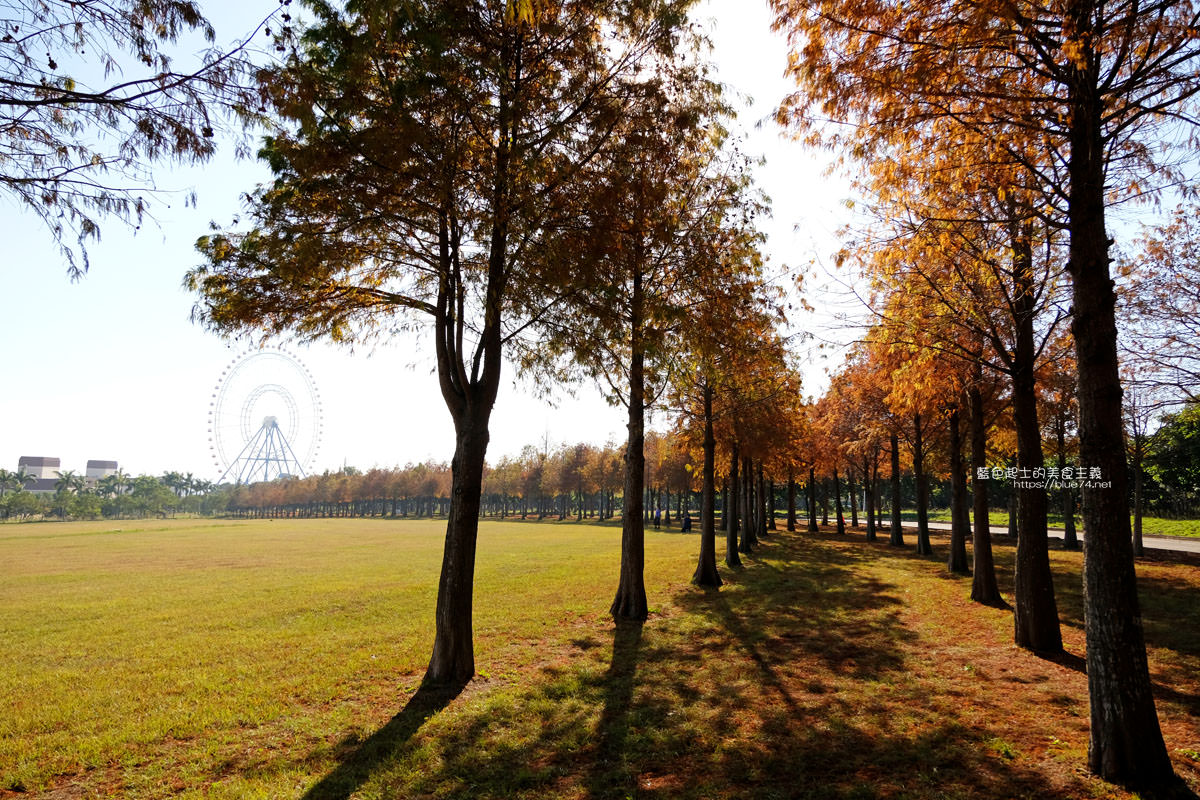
[2,518,1198,799]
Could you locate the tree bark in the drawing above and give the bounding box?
[1009,227,1061,653]
[611,267,647,622]
[1066,39,1174,785]
[913,412,932,555]
[693,382,721,587]
[864,451,877,543]
[786,469,797,532]
[725,445,742,568]
[969,382,1001,603]
[848,465,858,529]
[807,466,819,533]
[1057,411,1080,550]
[739,456,755,553]
[1132,438,1145,558]
[426,414,490,685]
[757,463,768,537]
[833,467,845,535]
[889,433,904,546]
[947,408,970,575]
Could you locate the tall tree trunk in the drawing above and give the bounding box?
[786,469,797,532]
[756,463,768,537]
[889,433,904,546]
[1066,48,1174,786]
[833,467,845,535]
[693,383,721,587]
[848,465,858,529]
[1010,225,1061,652]
[767,477,777,531]
[425,192,508,686]
[969,381,1001,604]
[914,412,932,555]
[807,466,819,533]
[1057,411,1080,550]
[611,269,647,622]
[739,456,755,553]
[726,446,742,568]
[947,408,971,574]
[1132,438,1145,558]
[864,452,877,543]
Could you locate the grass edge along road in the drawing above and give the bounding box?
[1,517,1198,799]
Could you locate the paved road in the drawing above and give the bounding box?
[898,519,1200,555]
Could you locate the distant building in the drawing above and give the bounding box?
[17,456,60,494]
[13,456,120,494]
[17,456,59,479]
[85,460,119,488]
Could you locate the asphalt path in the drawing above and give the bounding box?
[900,519,1200,555]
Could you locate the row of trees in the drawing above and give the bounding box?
[768,0,1200,782]
[0,471,225,521]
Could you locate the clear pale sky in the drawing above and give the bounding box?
[0,0,852,480]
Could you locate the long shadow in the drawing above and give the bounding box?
[707,590,801,714]
[300,680,465,800]
[585,619,644,800]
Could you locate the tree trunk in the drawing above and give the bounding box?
[848,466,858,529]
[786,469,797,532]
[1057,411,1080,550]
[807,467,819,533]
[914,412,932,555]
[739,456,755,553]
[426,419,491,685]
[611,269,648,622]
[968,381,1001,604]
[726,445,742,568]
[693,383,721,588]
[1132,439,1145,558]
[756,463,768,537]
[1067,51,1174,786]
[1010,228,1061,651]
[864,452,877,543]
[767,477,777,531]
[1070,70,1171,786]
[889,433,904,546]
[947,408,970,575]
[833,467,845,535]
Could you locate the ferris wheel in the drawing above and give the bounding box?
[209,347,323,484]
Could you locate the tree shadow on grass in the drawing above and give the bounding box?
[584,619,643,800]
[300,680,465,800]
[293,528,1165,799]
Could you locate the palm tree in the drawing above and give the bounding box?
[13,466,36,491]
[162,471,185,498]
[54,470,84,519]
[54,470,84,495]
[97,474,122,499]
[0,469,17,497]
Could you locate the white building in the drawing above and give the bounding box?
[13,456,120,493]
[85,460,119,488]
[16,456,60,494]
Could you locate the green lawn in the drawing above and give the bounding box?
[2,517,1198,799]
[895,509,1200,538]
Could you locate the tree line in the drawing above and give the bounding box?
[0,469,225,521]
